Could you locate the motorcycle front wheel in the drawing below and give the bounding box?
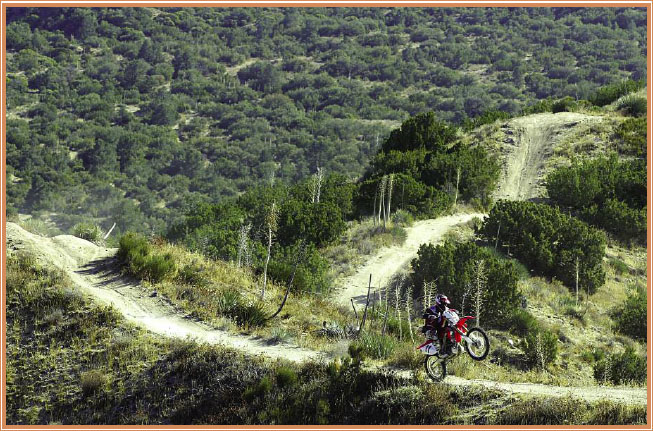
[424,355,447,382]
[465,327,490,361]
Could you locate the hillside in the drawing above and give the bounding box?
[5,6,648,426]
[6,7,647,238]
[8,106,648,424]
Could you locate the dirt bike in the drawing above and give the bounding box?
[417,309,490,381]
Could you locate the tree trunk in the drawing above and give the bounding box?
[261,227,272,299]
[386,174,393,227]
[454,166,461,207]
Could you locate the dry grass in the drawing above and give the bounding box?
[131,241,355,352]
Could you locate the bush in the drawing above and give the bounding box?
[215,290,268,328]
[411,240,521,328]
[118,233,177,282]
[593,347,646,385]
[72,223,103,244]
[350,333,397,359]
[614,117,646,158]
[480,200,606,293]
[502,309,539,337]
[80,370,106,396]
[615,94,647,117]
[613,287,646,341]
[275,366,298,388]
[608,258,629,275]
[523,329,558,368]
[589,80,645,107]
[551,97,577,113]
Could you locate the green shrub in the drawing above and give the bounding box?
[522,98,553,115]
[593,347,646,385]
[411,240,521,328]
[608,258,629,275]
[616,94,647,117]
[589,80,645,107]
[480,200,606,293]
[72,222,103,244]
[214,289,268,328]
[176,262,209,287]
[585,400,647,425]
[80,370,106,396]
[614,117,646,157]
[551,96,577,113]
[523,329,558,368]
[143,253,176,283]
[244,376,273,401]
[503,309,539,337]
[118,233,176,282]
[275,366,298,388]
[613,287,646,341]
[391,209,414,226]
[350,333,396,359]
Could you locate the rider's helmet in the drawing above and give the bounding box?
[434,294,450,312]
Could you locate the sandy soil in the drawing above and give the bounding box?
[334,213,485,306]
[6,222,324,363]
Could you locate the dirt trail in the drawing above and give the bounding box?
[335,213,484,306]
[445,376,647,405]
[494,112,601,200]
[6,222,324,363]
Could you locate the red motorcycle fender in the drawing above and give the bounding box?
[455,316,475,343]
[416,339,436,350]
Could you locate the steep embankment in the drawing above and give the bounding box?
[494,112,602,200]
[6,222,323,363]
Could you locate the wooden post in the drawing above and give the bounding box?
[351,298,359,325]
[359,274,373,333]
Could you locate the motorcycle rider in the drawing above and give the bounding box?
[422,293,454,357]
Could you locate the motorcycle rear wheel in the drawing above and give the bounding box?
[424,355,447,382]
[465,327,490,361]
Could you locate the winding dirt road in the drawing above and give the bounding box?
[494,112,601,201]
[335,213,484,306]
[6,222,323,363]
[8,113,646,406]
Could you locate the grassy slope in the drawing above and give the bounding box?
[7,252,645,425]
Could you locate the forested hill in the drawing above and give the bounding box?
[6,7,647,236]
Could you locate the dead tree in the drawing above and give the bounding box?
[472,259,487,327]
[237,223,252,268]
[378,176,387,227]
[267,241,306,321]
[310,167,324,204]
[395,282,402,341]
[384,174,394,229]
[261,202,279,300]
[405,285,415,343]
[453,166,461,208]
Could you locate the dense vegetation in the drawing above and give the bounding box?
[8,253,646,425]
[166,172,354,294]
[411,240,521,327]
[546,155,646,244]
[6,7,646,237]
[480,200,606,293]
[356,112,501,217]
[612,286,646,342]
